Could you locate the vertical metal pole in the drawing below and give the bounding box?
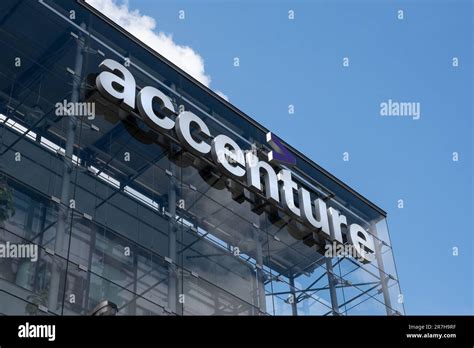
[253,227,266,314]
[250,266,258,315]
[48,24,85,312]
[325,258,340,315]
[167,152,178,313]
[288,272,298,316]
[374,237,393,315]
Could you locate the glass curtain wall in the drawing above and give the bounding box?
[0,0,404,316]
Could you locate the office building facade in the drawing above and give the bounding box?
[0,0,404,315]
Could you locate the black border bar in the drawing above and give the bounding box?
[0,315,472,346]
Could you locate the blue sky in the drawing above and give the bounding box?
[94,0,473,314]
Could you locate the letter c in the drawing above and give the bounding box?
[137,86,175,130]
[175,111,211,155]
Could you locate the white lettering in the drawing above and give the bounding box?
[18,322,55,342]
[95,59,377,263]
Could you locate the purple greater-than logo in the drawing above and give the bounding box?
[266,132,296,166]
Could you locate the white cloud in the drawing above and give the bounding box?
[87,0,215,89]
[215,90,229,101]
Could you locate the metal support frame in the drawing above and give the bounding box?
[47,23,86,313]
[374,237,394,315]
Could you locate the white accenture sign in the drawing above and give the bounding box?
[95,59,376,263]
